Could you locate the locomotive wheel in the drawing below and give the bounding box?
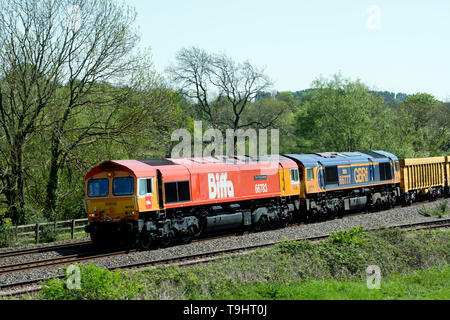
[138,232,153,250]
[160,234,172,247]
[375,199,382,211]
[268,218,278,230]
[252,222,262,232]
[180,232,192,244]
[252,215,266,232]
[90,232,109,246]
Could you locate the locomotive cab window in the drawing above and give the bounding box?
[113,177,134,196]
[379,162,393,181]
[138,178,153,198]
[395,161,399,172]
[164,181,191,204]
[324,166,339,185]
[307,168,314,181]
[88,179,109,198]
[290,168,299,183]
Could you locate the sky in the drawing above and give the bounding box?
[125,0,450,101]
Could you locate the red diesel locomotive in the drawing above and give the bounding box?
[84,155,300,248]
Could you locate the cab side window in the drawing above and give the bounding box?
[138,178,153,197]
[290,168,299,184]
[307,168,314,181]
[164,181,191,203]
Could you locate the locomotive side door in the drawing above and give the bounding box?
[368,159,374,182]
[317,162,325,190]
[156,169,164,209]
[279,163,285,196]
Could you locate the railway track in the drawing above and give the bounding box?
[0,232,244,275]
[0,246,134,275]
[0,240,93,259]
[111,217,450,270]
[0,197,446,268]
[1,217,449,298]
[0,199,447,275]
[0,196,440,260]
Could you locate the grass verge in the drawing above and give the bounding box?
[212,266,450,299]
[420,200,449,218]
[28,227,450,300]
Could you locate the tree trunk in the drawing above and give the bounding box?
[45,135,62,216]
[7,144,26,225]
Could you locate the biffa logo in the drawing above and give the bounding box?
[208,173,234,199]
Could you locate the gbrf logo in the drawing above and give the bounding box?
[354,167,369,183]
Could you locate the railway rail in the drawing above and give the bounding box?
[0,198,447,273]
[0,196,440,260]
[0,240,93,260]
[1,217,449,298]
[111,217,450,271]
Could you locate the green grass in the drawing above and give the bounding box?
[420,200,449,218]
[212,267,450,300]
[29,228,450,300]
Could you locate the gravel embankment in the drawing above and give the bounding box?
[0,199,448,287]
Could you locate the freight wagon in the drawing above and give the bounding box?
[399,157,447,204]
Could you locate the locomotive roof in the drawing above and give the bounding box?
[86,152,399,179]
[86,155,296,179]
[283,151,398,167]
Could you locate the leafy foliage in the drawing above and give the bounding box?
[327,226,366,246]
[420,201,449,218]
[39,264,144,300]
[0,223,14,248]
[276,74,449,158]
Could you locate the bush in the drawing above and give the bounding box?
[39,264,144,300]
[0,223,14,248]
[420,200,449,218]
[438,201,449,216]
[327,226,366,247]
[39,224,58,243]
[22,205,48,224]
[275,239,314,254]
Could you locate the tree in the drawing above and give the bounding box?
[396,94,449,156]
[167,47,280,133]
[0,0,175,222]
[293,74,394,153]
[275,91,299,112]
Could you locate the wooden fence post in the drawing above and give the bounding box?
[71,220,76,239]
[36,223,40,244]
